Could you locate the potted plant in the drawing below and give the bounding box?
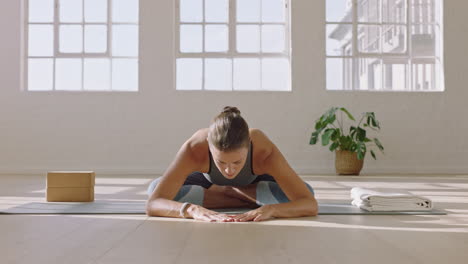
[309,107,384,175]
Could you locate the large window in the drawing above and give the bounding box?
[25,0,139,92]
[326,0,444,91]
[176,0,291,91]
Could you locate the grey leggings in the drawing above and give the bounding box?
[147,172,314,207]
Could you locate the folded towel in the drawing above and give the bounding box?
[350,187,433,212]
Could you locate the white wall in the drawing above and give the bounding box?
[0,0,467,175]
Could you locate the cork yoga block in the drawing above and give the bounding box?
[46,171,95,202]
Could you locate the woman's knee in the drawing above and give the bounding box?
[305,182,315,195]
[147,177,162,196]
[174,185,204,206]
[255,181,315,206]
[147,178,204,206]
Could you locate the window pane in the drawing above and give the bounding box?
[382,0,406,23]
[205,25,228,52]
[112,0,139,23]
[411,0,435,24]
[28,25,54,56]
[233,58,261,90]
[358,0,381,23]
[112,59,138,91]
[382,25,406,53]
[176,58,202,90]
[28,58,53,91]
[55,59,82,91]
[383,58,408,91]
[60,0,83,23]
[327,0,444,92]
[326,0,352,22]
[236,25,260,53]
[261,25,285,53]
[327,58,353,90]
[434,0,442,25]
[237,0,260,22]
[262,58,290,91]
[84,59,110,91]
[358,25,381,53]
[85,25,107,53]
[180,0,202,22]
[205,0,228,22]
[180,25,203,53]
[434,24,442,57]
[29,0,54,22]
[327,24,352,56]
[262,0,285,22]
[112,25,138,56]
[412,59,435,91]
[205,59,232,91]
[357,58,382,90]
[60,25,83,53]
[84,0,107,22]
[411,24,436,57]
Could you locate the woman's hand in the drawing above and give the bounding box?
[229,205,276,222]
[188,205,235,222]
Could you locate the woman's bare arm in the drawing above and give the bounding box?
[146,137,203,218]
[146,130,239,222]
[258,131,318,218]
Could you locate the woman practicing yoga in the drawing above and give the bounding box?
[146,106,318,222]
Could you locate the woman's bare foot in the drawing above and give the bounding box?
[202,184,258,209]
[224,184,257,204]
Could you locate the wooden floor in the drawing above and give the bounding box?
[1,174,468,264]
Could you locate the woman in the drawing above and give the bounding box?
[146,106,318,222]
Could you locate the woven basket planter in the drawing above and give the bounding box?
[335,150,364,175]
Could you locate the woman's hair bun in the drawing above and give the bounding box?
[222,106,241,115]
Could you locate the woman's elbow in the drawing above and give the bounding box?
[145,201,154,216]
[307,199,319,216]
[309,207,319,216]
[146,199,161,217]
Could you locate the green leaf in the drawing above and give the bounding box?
[315,120,324,130]
[374,118,381,129]
[367,113,380,129]
[340,136,355,151]
[327,114,336,124]
[330,128,340,141]
[374,138,384,151]
[350,126,357,138]
[371,117,377,127]
[321,129,335,146]
[356,142,366,160]
[357,151,364,160]
[340,107,355,121]
[327,107,339,117]
[370,150,376,160]
[329,141,339,151]
[356,127,366,141]
[309,135,318,145]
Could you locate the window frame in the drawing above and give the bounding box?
[175,0,292,91]
[325,0,444,91]
[23,0,140,92]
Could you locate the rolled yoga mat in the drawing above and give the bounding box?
[0,200,446,215]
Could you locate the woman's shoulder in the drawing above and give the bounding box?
[250,128,275,164]
[250,128,273,147]
[185,128,210,162]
